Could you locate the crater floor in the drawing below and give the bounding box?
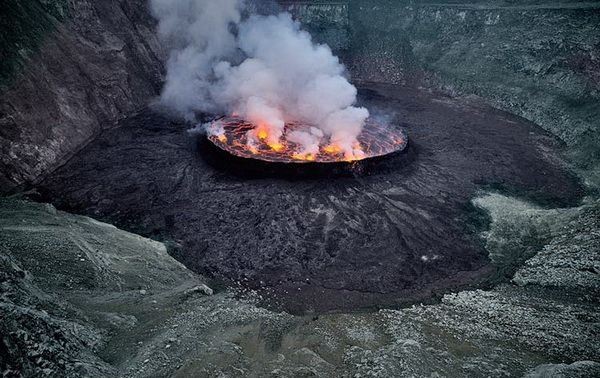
[36,84,583,313]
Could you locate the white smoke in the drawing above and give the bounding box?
[151,0,369,159]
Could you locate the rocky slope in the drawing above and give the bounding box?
[0,198,207,376]
[0,0,163,192]
[1,195,598,377]
[290,0,600,186]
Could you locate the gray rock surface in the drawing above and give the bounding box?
[1,195,598,377]
[525,361,600,378]
[289,0,600,186]
[0,197,204,376]
[0,0,163,192]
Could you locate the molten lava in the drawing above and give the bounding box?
[207,117,408,164]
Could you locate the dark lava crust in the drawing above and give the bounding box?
[35,84,583,314]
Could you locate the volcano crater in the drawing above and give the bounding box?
[35,84,583,314]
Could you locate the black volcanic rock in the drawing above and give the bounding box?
[36,84,583,313]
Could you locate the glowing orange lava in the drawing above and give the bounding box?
[257,128,269,140]
[268,142,285,152]
[207,117,408,164]
[323,145,342,155]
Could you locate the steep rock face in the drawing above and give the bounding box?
[0,0,164,192]
[280,1,350,51]
[289,0,600,186]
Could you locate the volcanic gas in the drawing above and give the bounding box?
[206,117,408,163]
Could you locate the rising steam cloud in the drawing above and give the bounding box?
[151,0,369,159]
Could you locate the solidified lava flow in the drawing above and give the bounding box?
[206,117,408,163]
[36,84,585,313]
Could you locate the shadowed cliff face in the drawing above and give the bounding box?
[0,0,164,192]
[289,0,600,186]
[37,83,583,314]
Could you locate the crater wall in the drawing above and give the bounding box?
[288,0,600,185]
[0,0,164,192]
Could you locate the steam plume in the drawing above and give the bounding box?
[151,0,369,159]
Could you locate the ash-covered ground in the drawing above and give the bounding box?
[36,83,583,314]
[2,185,598,377]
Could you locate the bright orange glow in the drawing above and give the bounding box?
[268,142,285,152]
[208,117,408,164]
[323,145,342,155]
[257,129,269,140]
[292,153,316,161]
